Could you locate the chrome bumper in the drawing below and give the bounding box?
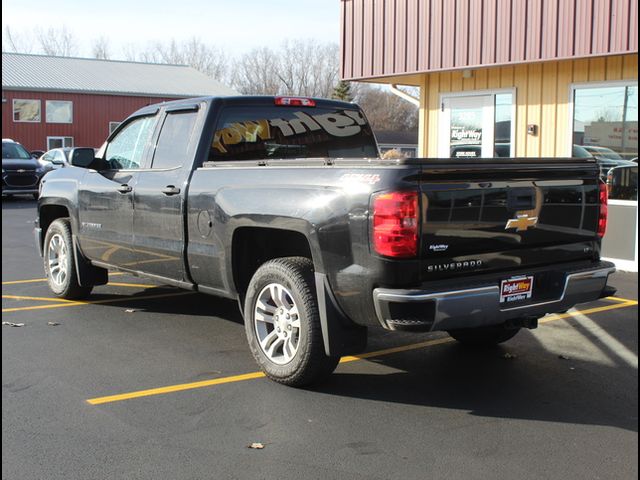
[373,263,616,331]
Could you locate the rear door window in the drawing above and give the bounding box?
[209,105,378,161]
[151,111,198,169]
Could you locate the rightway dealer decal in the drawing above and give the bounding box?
[500,276,534,303]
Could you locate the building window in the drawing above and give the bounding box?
[109,122,121,135]
[572,83,638,200]
[439,90,515,158]
[46,100,73,123]
[13,99,41,122]
[47,137,74,149]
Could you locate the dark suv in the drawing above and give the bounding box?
[2,139,49,199]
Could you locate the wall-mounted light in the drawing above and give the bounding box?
[527,124,538,136]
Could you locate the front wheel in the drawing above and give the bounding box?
[43,218,93,299]
[447,324,521,346]
[244,257,340,387]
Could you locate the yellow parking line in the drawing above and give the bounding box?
[2,272,125,285]
[2,291,195,313]
[85,299,637,406]
[540,300,637,324]
[607,296,638,304]
[87,372,267,405]
[2,294,77,303]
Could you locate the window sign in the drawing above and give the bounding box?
[13,99,41,122]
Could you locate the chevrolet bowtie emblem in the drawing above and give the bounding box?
[17,169,26,173]
[505,214,538,232]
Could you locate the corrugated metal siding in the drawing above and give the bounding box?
[418,55,638,157]
[340,0,639,80]
[1,90,177,151]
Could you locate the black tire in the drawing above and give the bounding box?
[43,218,93,299]
[244,257,340,387]
[447,324,521,346]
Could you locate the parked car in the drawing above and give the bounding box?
[35,95,615,386]
[582,145,623,160]
[607,164,638,201]
[2,139,49,199]
[572,145,635,178]
[38,148,72,170]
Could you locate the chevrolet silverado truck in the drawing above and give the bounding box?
[34,95,616,386]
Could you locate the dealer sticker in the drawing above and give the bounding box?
[500,276,534,303]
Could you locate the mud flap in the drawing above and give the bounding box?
[72,235,108,287]
[315,272,367,357]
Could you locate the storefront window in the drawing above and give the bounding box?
[441,92,514,158]
[494,93,513,157]
[573,84,638,200]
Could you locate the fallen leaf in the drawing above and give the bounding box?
[47,322,60,326]
[502,352,518,359]
[248,443,265,449]
[125,309,137,313]
[558,354,570,360]
[2,322,25,327]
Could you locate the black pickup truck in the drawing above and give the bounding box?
[35,95,616,386]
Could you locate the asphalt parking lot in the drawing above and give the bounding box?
[2,197,638,480]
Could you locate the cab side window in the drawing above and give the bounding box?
[105,116,156,170]
[151,111,198,169]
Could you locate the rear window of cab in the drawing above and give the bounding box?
[209,105,379,161]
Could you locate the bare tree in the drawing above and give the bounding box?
[3,26,34,53]
[91,36,111,60]
[36,26,78,56]
[232,47,281,95]
[128,38,229,81]
[231,40,340,97]
[354,84,419,131]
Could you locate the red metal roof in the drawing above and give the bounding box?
[340,0,639,81]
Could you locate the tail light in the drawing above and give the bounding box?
[597,182,608,238]
[372,191,419,258]
[274,97,316,107]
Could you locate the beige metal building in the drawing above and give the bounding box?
[340,0,638,270]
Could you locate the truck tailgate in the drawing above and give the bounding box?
[418,159,602,281]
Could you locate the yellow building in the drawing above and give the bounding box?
[340,0,638,270]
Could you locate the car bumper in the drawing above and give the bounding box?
[373,261,616,331]
[2,187,39,195]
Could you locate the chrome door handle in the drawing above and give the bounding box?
[161,185,181,196]
[117,184,132,194]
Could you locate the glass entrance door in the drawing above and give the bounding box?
[439,92,514,158]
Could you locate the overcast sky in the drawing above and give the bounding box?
[2,0,341,56]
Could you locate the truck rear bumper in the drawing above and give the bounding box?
[372,261,616,332]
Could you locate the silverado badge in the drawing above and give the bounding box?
[505,214,538,232]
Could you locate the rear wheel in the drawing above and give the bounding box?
[244,257,340,386]
[43,218,93,299]
[447,324,521,346]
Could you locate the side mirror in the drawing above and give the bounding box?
[51,158,65,166]
[70,148,95,168]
